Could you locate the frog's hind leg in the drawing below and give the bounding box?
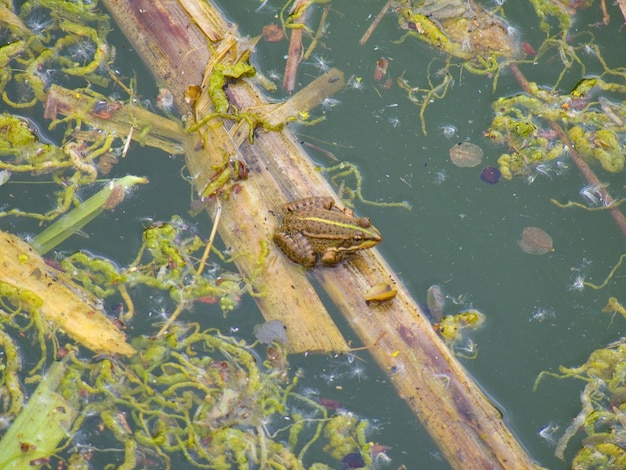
[273,231,317,268]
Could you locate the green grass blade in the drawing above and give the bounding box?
[0,360,79,468]
[31,175,148,254]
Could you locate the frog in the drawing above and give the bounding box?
[273,197,382,268]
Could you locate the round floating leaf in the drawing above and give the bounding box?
[449,141,484,167]
[519,227,554,255]
[254,320,288,345]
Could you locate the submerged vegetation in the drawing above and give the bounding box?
[486,75,626,180]
[0,317,378,468]
[535,331,626,467]
[389,0,626,197]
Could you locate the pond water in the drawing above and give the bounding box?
[215,2,626,468]
[2,0,626,468]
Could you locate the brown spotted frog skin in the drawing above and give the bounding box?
[273,197,382,268]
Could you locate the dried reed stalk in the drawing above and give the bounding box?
[44,84,184,155]
[102,0,348,354]
[0,230,135,356]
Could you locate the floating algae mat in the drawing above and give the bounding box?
[0,324,378,468]
[0,215,378,467]
[0,0,370,466]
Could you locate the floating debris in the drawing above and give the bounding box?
[602,297,626,320]
[519,227,554,255]
[521,42,537,57]
[374,57,389,82]
[530,306,556,323]
[449,141,484,167]
[439,124,457,139]
[155,87,175,113]
[254,319,289,344]
[426,285,445,322]
[365,282,397,305]
[435,310,485,342]
[480,166,501,184]
[342,452,366,469]
[0,170,11,186]
[262,23,284,42]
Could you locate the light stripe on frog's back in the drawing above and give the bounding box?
[298,215,381,241]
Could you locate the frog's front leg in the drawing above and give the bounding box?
[273,230,317,268]
[320,247,348,266]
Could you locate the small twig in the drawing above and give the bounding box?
[599,0,611,25]
[106,66,133,95]
[618,0,626,22]
[196,201,222,276]
[359,0,394,46]
[156,302,185,337]
[283,0,309,93]
[303,5,331,60]
[301,140,338,161]
[121,125,134,158]
[157,201,221,337]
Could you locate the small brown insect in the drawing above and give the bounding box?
[20,442,36,452]
[374,57,388,82]
[103,184,125,211]
[262,23,284,42]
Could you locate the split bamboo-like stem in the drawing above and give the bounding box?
[99,0,540,467]
[359,0,394,46]
[44,84,185,155]
[315,253,526,468]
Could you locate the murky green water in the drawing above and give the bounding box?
[2,0,626,468]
